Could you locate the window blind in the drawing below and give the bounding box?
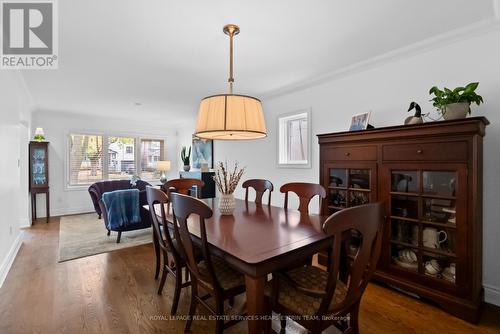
[68,134,103,185]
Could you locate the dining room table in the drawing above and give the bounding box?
[148,198,331,334]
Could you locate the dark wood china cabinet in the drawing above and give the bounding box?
[317,117,488,323]
[29,141,50,223]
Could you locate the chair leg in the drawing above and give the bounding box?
[184,283,198,333]
[153,232,160,279]
[311,324,322,334]
[107,229,110,236]
[263,297,272,334]
[350,302,360,334]
[157,267,168,295]
[215,298,225,334]
[171,268,182,315]
[280,316,287,334]
[116,231,122,243]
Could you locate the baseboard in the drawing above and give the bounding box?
[484,284,500,307]
[0,232,23,289]
[18,217,31,229]
[35,205,94,218]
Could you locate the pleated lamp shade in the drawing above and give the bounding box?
[195,94,267,140]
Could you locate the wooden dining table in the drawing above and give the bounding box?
[148,198,331,334]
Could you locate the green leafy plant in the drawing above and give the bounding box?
[33,134,45,141]
[429,82,483,114]
[181,146,191,165]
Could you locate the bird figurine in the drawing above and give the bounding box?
[405,102,424,125]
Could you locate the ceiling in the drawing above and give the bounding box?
[22,0,497,125]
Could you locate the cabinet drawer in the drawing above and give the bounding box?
[382,141,467,161]
[323,146,377,161]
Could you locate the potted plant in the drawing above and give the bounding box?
[429,82,483,120]
[213,161,245,215]
[181,146,191,172]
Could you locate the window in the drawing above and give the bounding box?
[140,139,164,180]
[68,134,104,185]
[67,133,165,187]
[108,137,136,179]
[278,110,311,168]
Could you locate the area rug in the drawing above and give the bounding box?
[58,213,152,262]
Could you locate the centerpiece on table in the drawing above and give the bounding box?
[213,161,245,215]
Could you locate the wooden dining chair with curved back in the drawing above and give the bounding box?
[161,178,205,197]
[280,182,327,214]
[267,202,385,334]
[170,192,247,334]
[146,186,193,315]
[242,179,274,205]
[151,178,205,280]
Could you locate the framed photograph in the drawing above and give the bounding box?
[349,112,371,131]
[192,135,213,169]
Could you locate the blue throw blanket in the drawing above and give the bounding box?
[102,189,141,230]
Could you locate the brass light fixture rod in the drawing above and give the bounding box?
[223,24,240,94]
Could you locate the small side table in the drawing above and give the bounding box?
[31,188,50,223]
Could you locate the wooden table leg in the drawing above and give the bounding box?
[46,192,50,223]
[33,194,37,222]
[31,194,35,223]
[245,275,266,334]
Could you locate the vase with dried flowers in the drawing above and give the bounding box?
[213,161,245,215]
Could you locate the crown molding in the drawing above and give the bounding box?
[262,17,500,100]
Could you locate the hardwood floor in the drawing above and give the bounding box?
[0,217,499,334]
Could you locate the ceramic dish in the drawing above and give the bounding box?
[393,257,418,270]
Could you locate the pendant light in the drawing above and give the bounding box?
[195,24,267,140]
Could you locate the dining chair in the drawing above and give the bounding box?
[280,182,326,214]
[242,179,274,205]
[170,192,247,334]
[266,202,385,334]
[152,178,205,280]
[161,178,205,197]
[146,186,195,315]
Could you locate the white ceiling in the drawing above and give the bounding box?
[21,0,497,124]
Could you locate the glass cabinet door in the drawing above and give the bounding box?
[387,167,464,287]
[326,166,374,214]
[31,145,48,187]
[31,147,47,186]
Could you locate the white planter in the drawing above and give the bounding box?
[441,102,470,120]
[183,165,191,172]
[218,193,235,215]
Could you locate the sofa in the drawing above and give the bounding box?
[88,180,152,242]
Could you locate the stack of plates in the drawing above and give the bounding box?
[393,257,418,270]
[442,265,456,283]
[393,249,418,270]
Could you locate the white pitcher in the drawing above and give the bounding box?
[422,227,447,249]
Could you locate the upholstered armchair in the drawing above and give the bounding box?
[88,179,150,218]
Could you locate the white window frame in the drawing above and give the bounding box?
[65,130,167,190]
[277,109,311,169]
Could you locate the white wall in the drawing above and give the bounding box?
[0,71,32,287]
[210,28,500,305]
[30,110,180,217]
